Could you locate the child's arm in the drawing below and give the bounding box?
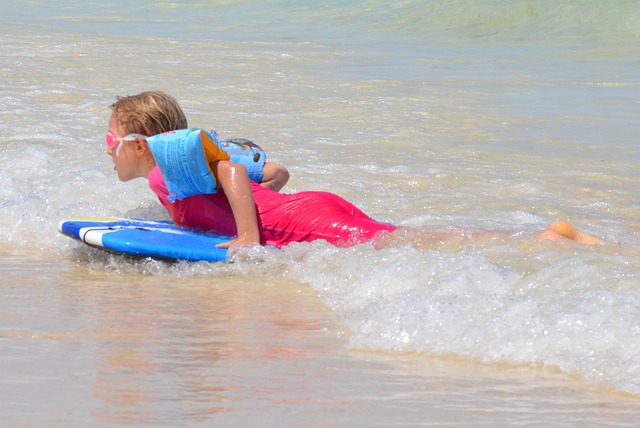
[210,160,261,249]
[261,162,290,192]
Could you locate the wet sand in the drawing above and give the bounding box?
[2,247,638,427]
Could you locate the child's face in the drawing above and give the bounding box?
[107,113,140,182]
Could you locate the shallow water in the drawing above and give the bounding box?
[2,250,640,426]
[1,0,640,425]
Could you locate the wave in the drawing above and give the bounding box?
[8,0,640,50]
[271,0,640,47]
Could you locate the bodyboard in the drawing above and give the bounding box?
[59,217,230,262]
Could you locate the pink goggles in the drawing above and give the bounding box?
[106,132,147,150]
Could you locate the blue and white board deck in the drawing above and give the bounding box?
[59,217,230,262]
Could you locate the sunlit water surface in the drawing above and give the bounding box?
[1,0,639,425]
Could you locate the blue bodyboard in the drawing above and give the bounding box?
[59,217,230,262]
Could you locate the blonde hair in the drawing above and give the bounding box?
[110,91,188,136]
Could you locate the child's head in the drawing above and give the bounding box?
[109,91,188,136]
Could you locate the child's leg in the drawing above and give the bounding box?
[261,163,289,192]
[376,220,602,251]
[535,220,602,245]
[376,227,509,251]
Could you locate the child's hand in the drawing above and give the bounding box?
[211,160,261,252]
[216,234,260,250]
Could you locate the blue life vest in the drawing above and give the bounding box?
[148,129,229,202]
[147,128,267,203]
[211,131,266,184]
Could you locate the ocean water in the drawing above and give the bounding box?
[1,0,640,425]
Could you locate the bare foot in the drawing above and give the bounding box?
[536,220,602,245]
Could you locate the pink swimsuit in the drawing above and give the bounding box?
[149,166,398,248]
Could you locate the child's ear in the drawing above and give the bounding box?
[135,137,149,154]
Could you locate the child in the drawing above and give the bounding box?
[107,91,602,250]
